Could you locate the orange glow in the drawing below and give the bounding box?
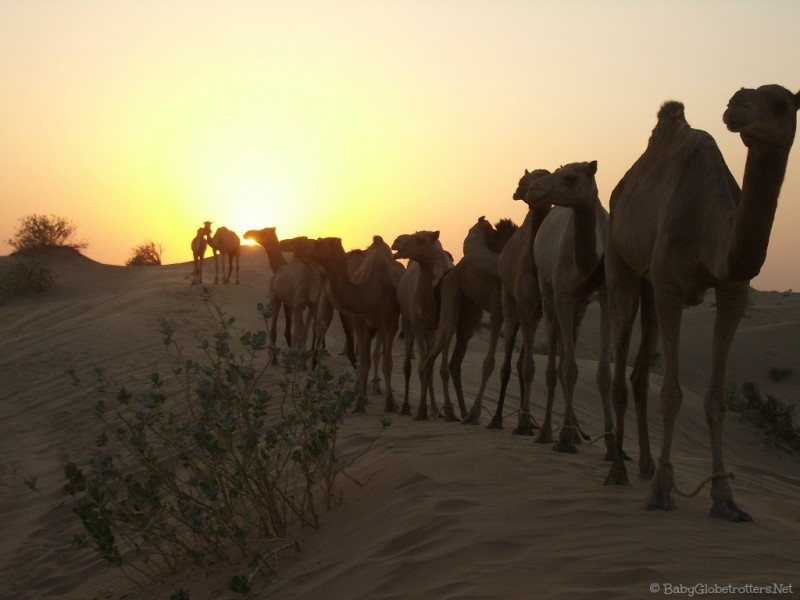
[1,3,798,290]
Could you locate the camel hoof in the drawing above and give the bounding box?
[553,432,577,454]
[643,491,677,512]
[413,412,429,422]
[534,427,553,444]
[604,460,631,486]
[553,441,577,454]
[603,445,631,462]
[462,411,481,426]
[710,501,752,522]
[383,400,398,414]
[441,406,458,422]
[512,425,535,436]
[485,418,503,430]
[639,458,656,480]
[398,402,411,416]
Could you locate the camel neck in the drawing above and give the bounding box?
[572,201,600,276]
[526,204,551,258]
[264,242,287,273]
[416,258,448,328]
[724,145,789,281]
[321,254,370,314]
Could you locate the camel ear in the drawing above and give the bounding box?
[588,160,598,175]
[525,169,530,175]
[794,91,800,110]
[432,231,440,240]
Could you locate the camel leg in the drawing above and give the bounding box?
[438,334,460,421]
[293,305,310,351]
[705,284,751,521]
[535,296,559,445]
[268,296,282,365]
[420,322,451,420]
[448,302,480,423]
[400,316,414,416]
[354,324,371,412]
[340,313,357,368]
[414,331,436,421]
[644,292,684,512]
[604,256,640,485]
[213,251,220,284]
[470,295,503,424]
[553,291,579,453]
[596,288,615,461]
[234,255,240,285]
[380,324,398,414]
[485,320,519,429]
[371,336,383,394]
[480,291,517,428]
[513,293,543,436]
[630,281,657,477]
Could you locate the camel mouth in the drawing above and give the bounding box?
[723,113,746,133]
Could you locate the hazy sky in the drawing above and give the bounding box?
[2,1,799,290]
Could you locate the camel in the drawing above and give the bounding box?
[391,230,454,420]
[310,248,367,369]
[305,235,402,412]
[190,221,212,285]
[207,226,241,284]
[243,228,323,360]
[527,161,613,457]
[418,216,517,422]
[475,169,555,433]
[601,85,799,521]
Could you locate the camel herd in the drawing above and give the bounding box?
[190,84,799,522]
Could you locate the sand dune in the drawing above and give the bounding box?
[1,247,798,599]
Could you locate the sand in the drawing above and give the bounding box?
[1,246,798,599]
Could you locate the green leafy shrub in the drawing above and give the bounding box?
[727,381,800,451]
[8,214,87,252]
[126,241,163,266]
[0,257,54,301]
[36,295,387,592]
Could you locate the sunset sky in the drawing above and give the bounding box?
[1,1,799,290]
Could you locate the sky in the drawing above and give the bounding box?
[1,0,799,291]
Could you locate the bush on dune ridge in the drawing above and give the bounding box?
[727,381,800,452]
[27,292,389,597]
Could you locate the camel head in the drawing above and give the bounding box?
[526,161,599,210]
[513,168,551,202]
[243,227,278,250]
[723,85,800,149]
[391,230,441,261]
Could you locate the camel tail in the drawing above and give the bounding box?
[571,254,605,303]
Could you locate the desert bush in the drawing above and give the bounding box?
[8,214,87,252]
[0,257,54,301]
[727,381,800,451]
[29,295,388,593]
[768,367,793,383]
[126,241,163,266]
